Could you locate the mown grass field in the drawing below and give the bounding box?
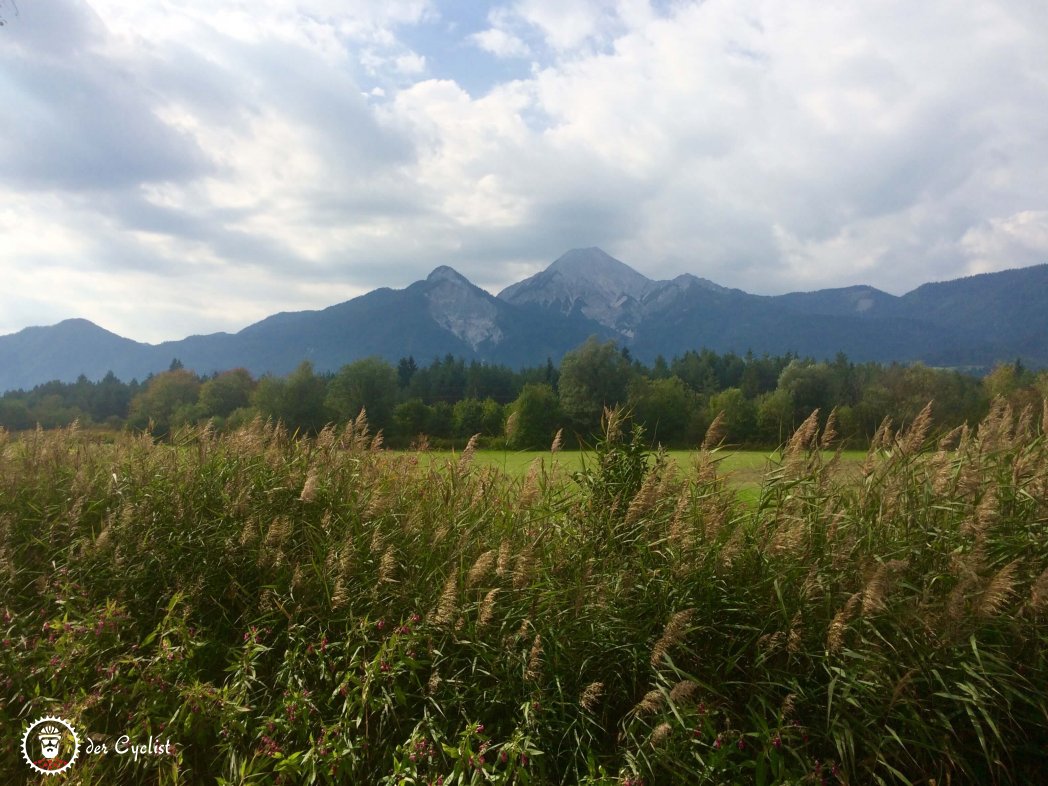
[1,403,1047,785]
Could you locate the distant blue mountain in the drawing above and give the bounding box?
[1,249,1045,391]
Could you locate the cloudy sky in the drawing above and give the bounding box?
[1,0,1046,343]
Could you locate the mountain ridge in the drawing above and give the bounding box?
[1,250,1046,391]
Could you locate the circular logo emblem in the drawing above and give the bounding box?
[21,716,80,775]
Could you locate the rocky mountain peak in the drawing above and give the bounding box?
[426,265,472,287]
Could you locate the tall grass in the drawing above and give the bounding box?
[1,400,1046,785]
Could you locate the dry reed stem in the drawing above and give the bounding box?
[431,574,458,625]
[633,689,663,716]
[976,559,1021,617]
[669,680,699,706]
[525,633,543,681]
[1028,566,1048,614]
[861,559,908,616]
[458,434,480,472]
[367,521,386,555]
[702,412,726,451]
[780,693,796,719]
[579,681,604,711]
[787,612,803,654]
[478,588,499,627]
[513,551,534,590]
[625,470,660,526]
[898,402,933,455]
[786,409,820,458]
[466,550,495,588]
[820,408,839,450]
[651,722,672,747]
[650,608,695,668]
[550,428,563,453]
[827,591,861,654]
[871,416,894,453]
[378,546,397,584]
[668,495,691,550]
[298,470,318,502]
[520,460,542,508]
[496,539,512,577]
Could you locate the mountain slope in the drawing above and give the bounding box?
[0,319,155,391]
[1,252,1045,392]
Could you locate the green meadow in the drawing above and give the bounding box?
[417,449,869,503]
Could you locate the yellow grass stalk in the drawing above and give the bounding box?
[495,539,512,577]
[786,409,821,458]
[787,612,803,654]
[298,470,318,503]
[264,517,291,550]
[520,459,542,508]
[977,559,1021,618]
[702,412,726,450]
[377,546,397,584]
[669,680,699,706]
[861,559,908,616]
[431,574,458,626]
[1028,566,1048,614]
[827,592,860,654]
[466,549,495,588]
[477,588,499,627]
[633,689,663,716]
[870,416,894,452]
[625,470,660,526]
[898,402,933,455]
[369,525,384,556]
[820,407,839,450]
[513,551,534,590]
[525,633,543,681]
[651,722,673,747]
[650,608,696,668]
[331,576,349,609]
[579,681,604,711]
[668,495,691,549]
[550,428,563,453]
[458,433,480,472]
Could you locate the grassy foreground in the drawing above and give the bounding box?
[1,402,1047,784]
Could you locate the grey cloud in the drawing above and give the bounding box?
[0,11,214,190]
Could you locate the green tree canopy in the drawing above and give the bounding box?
[627,376,697,446]
[199,368,255,419]
[128,369,201,434]
[507,383,561,450]
[326,357,398,433]
[252,362,329,434]
[558,338,632,434]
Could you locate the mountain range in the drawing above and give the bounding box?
[2,247,1046,392]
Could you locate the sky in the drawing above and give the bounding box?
[1,0,1046,343]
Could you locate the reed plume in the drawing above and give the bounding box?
[651,608,695,668]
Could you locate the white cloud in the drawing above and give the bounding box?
[1,0,1047,344]
[472,26,531,58]
[961,211,1048,275]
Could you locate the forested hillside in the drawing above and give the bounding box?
[2,338,1043,448]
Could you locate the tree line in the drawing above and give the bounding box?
[1,339,1044,448]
